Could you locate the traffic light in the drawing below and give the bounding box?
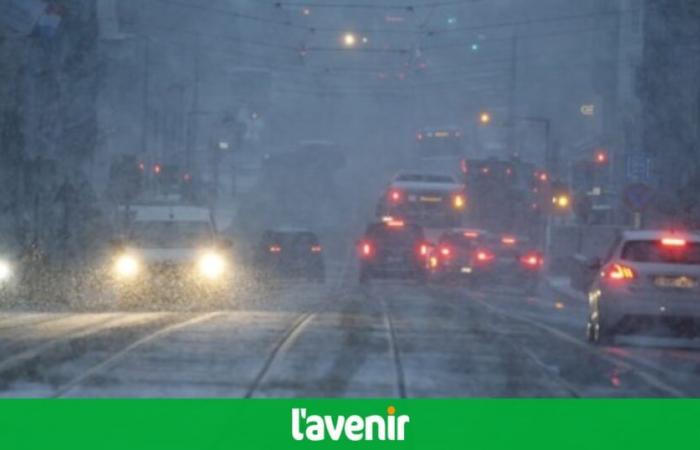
[594,148,609,165]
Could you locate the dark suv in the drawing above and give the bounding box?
[254,229,325,282]
[357,220,428,283]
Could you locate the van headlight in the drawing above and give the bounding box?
[0,259,12,282]
[198,252,226,280]
[114,254,140,279]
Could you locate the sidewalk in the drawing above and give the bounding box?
[545,275,587,303]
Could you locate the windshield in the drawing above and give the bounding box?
[129,221,212,248]
[621,241,700,265]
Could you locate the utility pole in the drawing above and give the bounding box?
[507,33,518,159]
[186,33,201,174]
[141,35,150,158]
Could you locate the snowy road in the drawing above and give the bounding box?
[1,260,700,397]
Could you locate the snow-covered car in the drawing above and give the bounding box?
[376,172,466,229]
[108,205,234,306]
[587,230,700,344]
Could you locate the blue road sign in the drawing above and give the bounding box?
[626,154,652,182]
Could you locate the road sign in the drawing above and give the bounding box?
[623,182,654,212]
[626,154,652,182]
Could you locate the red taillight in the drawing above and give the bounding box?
[388,189,403,203]
[476,249,494,263]
[661,238,686,248]
[464,231,479,239]
[419,244,429,257]
[311,245,322,253]
[359,241,373,258]
[602,263,635,281]
[460,160,468,174]
[269,245,282,253]
[386,219,405,228]
[439,246,452,258]
[520,252,544,269]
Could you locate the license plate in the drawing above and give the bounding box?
[654,276,697,289]
[419,196,442,203]
[386,256,404,264]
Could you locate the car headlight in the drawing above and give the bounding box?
[198,252,226,280]
[114,254,140,278]
[0,259,12,282]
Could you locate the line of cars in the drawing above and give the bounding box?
[356,171,545,290]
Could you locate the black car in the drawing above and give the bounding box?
[254,229,325,282]
[426,228,489,282]
[357,220,428,283]
[471,233,544,292]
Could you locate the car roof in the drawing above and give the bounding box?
[366,222,423,231]
[126,205,211,223]
[621,230,700,242]
[264,227,316,235]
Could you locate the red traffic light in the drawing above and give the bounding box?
[594,149,609,165]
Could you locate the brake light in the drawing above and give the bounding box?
[269,245,282,253]
[661,238,686,247]
[452,193,466,210]
[520,252,544,268]
[359,241,373,258]
[602,263,635,281]
[386,220,405,228]
[464,231,479,239]
[388,189,403,203]
[501,236,517,245]
[311,245,322,253]
[439,246,452,258]
[476,249,495,263]
[419,244,429,257]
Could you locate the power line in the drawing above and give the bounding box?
[272,0,478,11]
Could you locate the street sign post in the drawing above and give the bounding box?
[623,182,653,229]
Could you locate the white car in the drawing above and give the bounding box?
[587,230,700,344]
[110,205,233,305]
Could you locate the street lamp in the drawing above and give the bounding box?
[479,112,492,125]
[342,33,357,47]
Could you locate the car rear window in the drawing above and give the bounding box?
[265,232,319,247]
[621,240,700,264]
[366,224,423,246]
[395,174,455,183]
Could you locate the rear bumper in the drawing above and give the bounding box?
[600,291,700,325]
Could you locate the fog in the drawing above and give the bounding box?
[0,0,699,398]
